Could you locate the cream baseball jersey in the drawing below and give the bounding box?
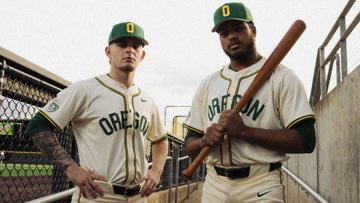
[39,74,167,185]
[184,57,314,166]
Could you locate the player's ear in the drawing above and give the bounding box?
[105,46,111,59]
[140,49,146,61]
[249,24,257,37]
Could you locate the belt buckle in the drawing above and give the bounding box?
[124,185,139,196]
[124,187,130,196]
[224,169,230,177]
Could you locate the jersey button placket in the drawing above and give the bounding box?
[127,97,134,131]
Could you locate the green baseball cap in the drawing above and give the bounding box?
[108,22,149,45]
[212,2,254,32]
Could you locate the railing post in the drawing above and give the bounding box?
[339,16,348,80]
[175,156,179,203]
[168,157,173,203]
[187,157,191,199]
[335,54,341,84]
[0,59,7,97]
[319,48,326,99]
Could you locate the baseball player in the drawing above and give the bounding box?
[26,22,168,202]
[184,2,316,202]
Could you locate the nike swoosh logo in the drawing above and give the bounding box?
[257,190,271,197]
[141,98,147,102]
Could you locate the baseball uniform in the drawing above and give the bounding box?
[39,74,167,201]
[184,58,315,202]
[184,2,315,202]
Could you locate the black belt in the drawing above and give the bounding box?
[214,162,282,179]
[113,184,141,196]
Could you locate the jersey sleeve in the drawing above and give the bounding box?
[276,68,315,129]
[183,80,206,134]
[39,82,87,130]
[146,100,167,143]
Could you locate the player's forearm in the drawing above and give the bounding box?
[151,140,168,174]
[32,131,76,170]
[185,138,205,160]
[239,127,305,153]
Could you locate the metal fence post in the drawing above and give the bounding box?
[168,156,173,203]
[339,16,348,79]
[175,156,179,203]
[319,48,326,99]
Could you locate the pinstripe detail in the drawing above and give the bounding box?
[182,123,204,134]
[220,68,232,81]
[286,115,315,129]
[220,68,232,165]
[150,135,168,144]
[229,70,259,166]
[38,110,61,130]
[130,88,141,184]
[95,77,130,184]
[279,168,286,203]
[220,145,224,165]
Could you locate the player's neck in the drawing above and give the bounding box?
[108,70,135,88]
[229,53,262,72]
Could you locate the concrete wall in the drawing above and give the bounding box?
[284,66,360,203]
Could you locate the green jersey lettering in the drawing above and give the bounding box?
[231,94,241,109]
[208,105,215,121]
[241,98,253,114]
[99,118,114,135]
[221,94,230,111]
[109,112,122,131]
[121,111,130,128]
[139,116,147,132]
[212,98,221,115]
[207,94,265,122]
[246,99,265,121]
[133,112,140,129]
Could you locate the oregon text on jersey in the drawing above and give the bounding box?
[99,111,150,136]
[208,94,265,121]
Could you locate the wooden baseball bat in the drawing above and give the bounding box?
[182,20,306,179]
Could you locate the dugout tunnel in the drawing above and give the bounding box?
[1,0,360,202]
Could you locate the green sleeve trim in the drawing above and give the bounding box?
[38,110,61,130]
[184,128,203,146]
[182,123,204,134]
[25,112,56,136]
[286,114,315,129]
[149,134,168,144]
[291,118,316,153]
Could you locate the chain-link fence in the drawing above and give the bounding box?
[1,48,205,202]
[0,49,76,202]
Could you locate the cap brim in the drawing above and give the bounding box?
[212,18,252,32]
[109,36,149,46]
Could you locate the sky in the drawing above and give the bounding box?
[1,0,359,130]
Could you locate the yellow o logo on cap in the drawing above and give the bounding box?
[126,23,134,33]
[222,5,230,17]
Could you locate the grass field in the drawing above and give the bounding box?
[0,163,53,177]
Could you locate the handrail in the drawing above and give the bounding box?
[320,0,356,48]
[0,47,71,88]
[309,0,359,106]
[322,10,360,67]
[26,188,76,203]
[163,105,190,127]
[25,156,195,203]
[282,166,328,203]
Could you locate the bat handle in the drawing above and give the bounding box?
[182,146,211,179]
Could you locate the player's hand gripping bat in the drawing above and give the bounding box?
[182,20,306,179]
